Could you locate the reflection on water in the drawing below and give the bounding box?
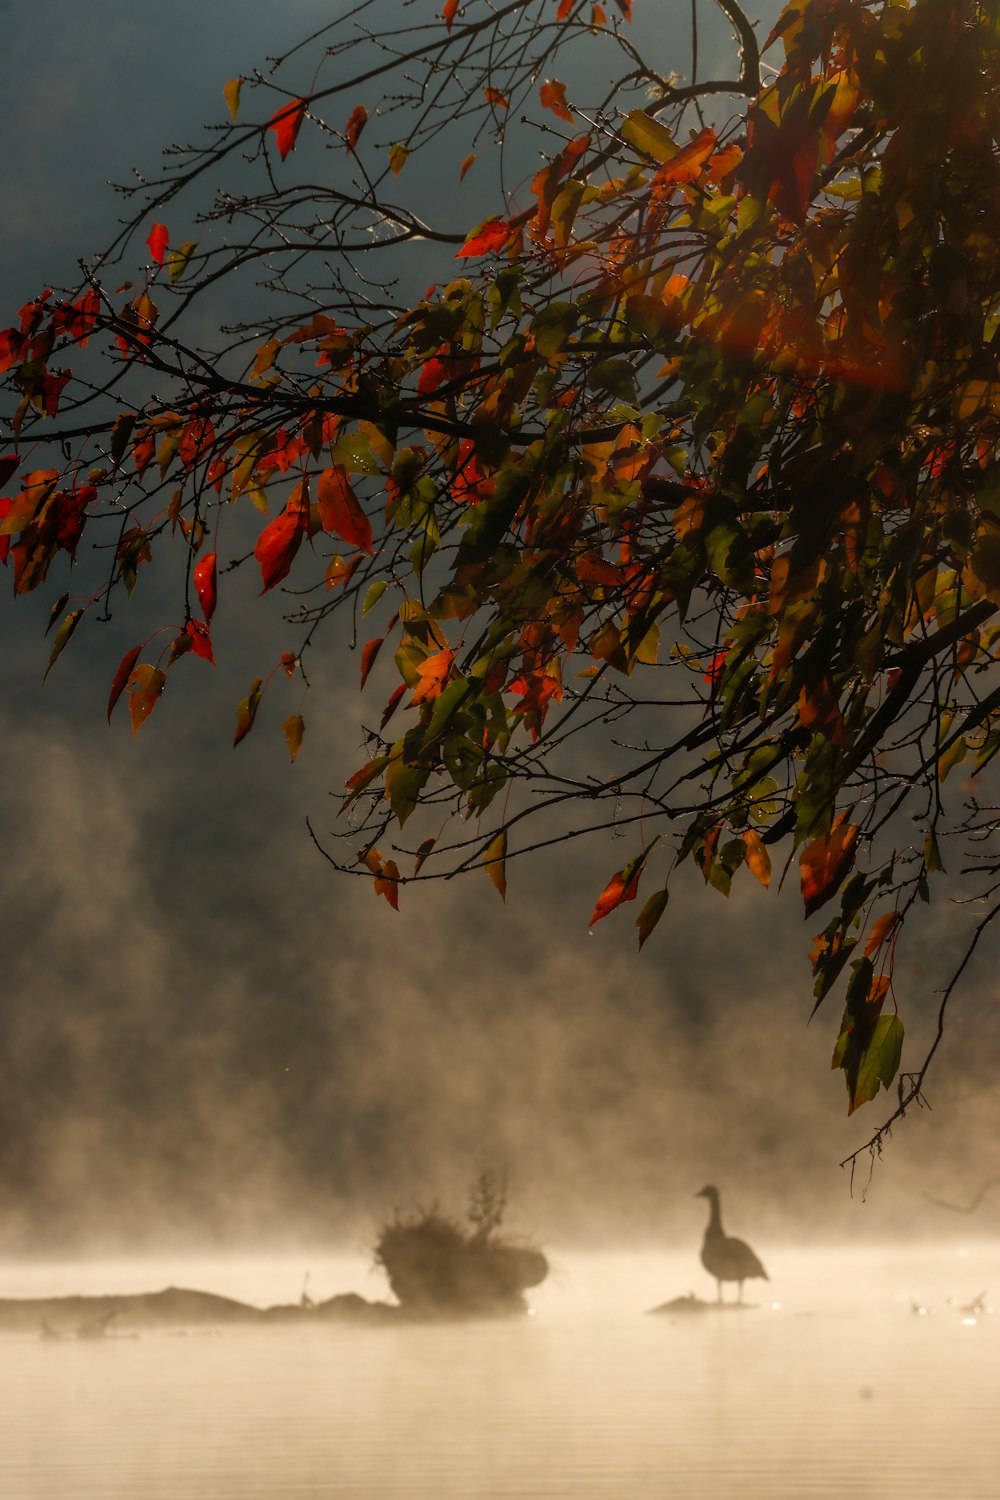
[1,1246,997,1499]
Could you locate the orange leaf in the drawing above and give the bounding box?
[864,910,901,958]
[539,80,573,124]
[484,88,509,108]
[483,830,507,901]
[374,857,401,910]
[455,218,512,259]
[126,663,166,735]
[317,465,372,553]
[269,99,306,161]
[650,127,716,192]
[345,104,368,152]
[460,153,476,180]
[283,713,305,763]
[146,223,168,266]
[410,647,455,705]
[589,854,645,926]
[107,644,143,723]
[443,0,459,29]
[800,813,859,918]
[743,829,771,888]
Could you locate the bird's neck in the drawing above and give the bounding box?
[704,1197,723,1236]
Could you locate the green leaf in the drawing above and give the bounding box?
[839,1014,905,1114]
[44,608,83,680]
[362,580,388,617]
[384,756,428,826]
[168,240,198,286]
[621,110,676,163]
[635,887,668,948]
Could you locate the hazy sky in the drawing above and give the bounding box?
[1,0,997,1261]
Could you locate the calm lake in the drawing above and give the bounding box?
[1,1244,996,1498]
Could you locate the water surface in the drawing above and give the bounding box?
[1,1245,996,1498]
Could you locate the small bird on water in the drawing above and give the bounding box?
[695,1185,769,1304]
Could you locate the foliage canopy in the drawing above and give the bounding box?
[2,0,999,1157]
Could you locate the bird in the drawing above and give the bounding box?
[695,1185,769,1304]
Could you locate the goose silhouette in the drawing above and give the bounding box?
[695,1185,768,1304]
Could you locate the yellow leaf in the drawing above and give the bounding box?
[483,830,507,901]
[224,77,243,121]
[743,829,771,888]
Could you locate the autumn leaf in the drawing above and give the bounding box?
[460,153,476,180]
[193,550,217,623]
[345,104,368,152]
[410,647,455,705]
[650,126,716,191]
[483,829,507,901]
[146,223,169,266]
[743,829,771,889]
[539,80,573,123]
[589,854,646,926]
[455,218,512,258]
[168,241,198,286]
[864,910,901,958]
[44,608,83,681]
[374,858,401,910]
[234,677,263,746]
[484,87,509,109]
[317,465,372,553]
[443,0,459,29]
[360,635,384,688]
[800,813,859,918]
[269,98,306,160]
[184,619,215,665]
[126,663,166,735]
[389,142,409,175]
[635,886,668,948]
[254,503,306,592]
[223,77,242,121]
[283,713,305,762]
[107,644,143,723]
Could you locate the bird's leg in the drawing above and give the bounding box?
[737,1280,744,1305]
[716,1280,722,1303]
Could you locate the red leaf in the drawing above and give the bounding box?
[556,0,574,17]
[126,663,166,735]
[184,619,215,664]
[484,87,509,108]
[254,505,306,592]
[800,813,859,917]
[360,636,384,689]
[443,0,459,29]
[146,223,169,265]
[345,104,368,152]
[108,644,143,723]
[539,80,573,124]
[0,454,20,489]
[317,465,372,553]
[380,683,406,730]
[455,218,512,259]
[589,855,646,926]
[269,98,306,160]
[193,550,218,623]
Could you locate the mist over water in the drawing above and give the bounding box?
[2,1243,998,1499]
